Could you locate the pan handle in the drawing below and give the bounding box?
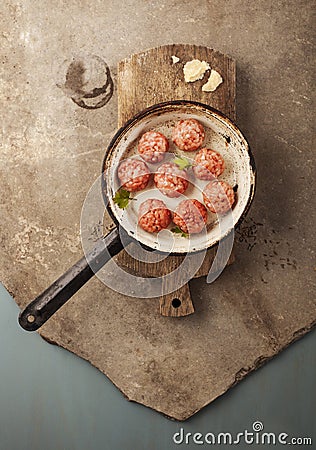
[18,227,125,332]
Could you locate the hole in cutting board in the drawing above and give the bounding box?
[172,298,182,308]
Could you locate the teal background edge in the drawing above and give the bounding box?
[0,283,315,450]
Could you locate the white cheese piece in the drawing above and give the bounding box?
[183,59,210,82]
[202,69,223,92]
[171,55,180,64]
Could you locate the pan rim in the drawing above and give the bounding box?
[101,100,256,255]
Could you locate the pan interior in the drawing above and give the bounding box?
[105,103,255,254]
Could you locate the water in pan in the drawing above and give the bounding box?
[107,108,253,253]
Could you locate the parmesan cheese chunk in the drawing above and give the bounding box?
[183,59,210,82]
[171,55,180,64]
[202,69,223,92]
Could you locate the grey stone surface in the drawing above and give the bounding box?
[0,1,315,420]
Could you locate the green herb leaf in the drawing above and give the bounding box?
[113,189,132,209]
[171,226,189,238]
[173,155,194,170]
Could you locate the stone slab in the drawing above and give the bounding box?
[0,0,315,420]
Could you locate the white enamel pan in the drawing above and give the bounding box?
[19,101,256,331]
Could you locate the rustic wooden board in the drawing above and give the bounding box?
[116,44,236,313]
[117,44,236,125]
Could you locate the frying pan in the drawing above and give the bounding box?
[18,100,256,331]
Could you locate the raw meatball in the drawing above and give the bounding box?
[172,118,205,151]
[173,199,208,234]
[154,162,189,198]
[138,131,169,163]
[203,180,235,214]
[138,199,172,233]
[193,148,225,180]
[117,158,150,192]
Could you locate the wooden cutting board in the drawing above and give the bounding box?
[116,44,236,316]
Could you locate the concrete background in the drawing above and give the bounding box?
[0,0,315,447]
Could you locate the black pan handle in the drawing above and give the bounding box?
[19,227,125,332]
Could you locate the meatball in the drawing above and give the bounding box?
[154,162,189,198]
[193,148,225,180]
[117,158,150,192]
[172,118,205,151]
[138,199,172,233]
[138,131,169,163]
[173,199,208,234]
[203,180,235,214]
